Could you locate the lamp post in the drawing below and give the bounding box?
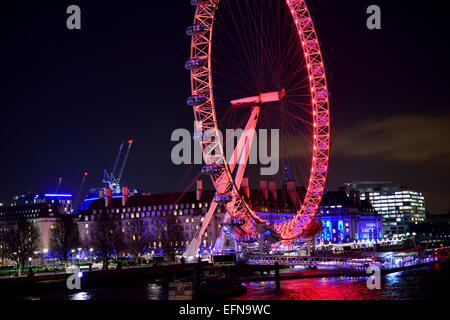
[28,257,33,276]
[77,248,82,267]
[71,249,75,271]
[43,248,49,265]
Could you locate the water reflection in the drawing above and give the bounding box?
[232,264,447,300]
[66,284,168,300]
[70,292,91,301]
[20,263,448,300]
[233,277,384,300]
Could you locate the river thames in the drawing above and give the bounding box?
[24,262,449,300]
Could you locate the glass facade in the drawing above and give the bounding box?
[346,182,426,238]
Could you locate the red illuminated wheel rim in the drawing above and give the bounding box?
[187,0,330,242]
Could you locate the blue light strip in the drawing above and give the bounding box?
[44,194,73,198]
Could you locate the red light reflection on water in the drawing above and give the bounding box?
[232,277,385,300]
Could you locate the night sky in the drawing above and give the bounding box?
[0,1,448,213]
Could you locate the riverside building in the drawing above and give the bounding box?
[344,182,426,238]
[0,193,73,252]
[319,191,382,245]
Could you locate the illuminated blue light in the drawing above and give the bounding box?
[338,220,344,241]
[44,194,73,198]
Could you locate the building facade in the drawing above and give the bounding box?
[0,193,73,252]
[345,182,426,238]
[75,179,385,255]
[319,191,382,244]
[77,188,226,256]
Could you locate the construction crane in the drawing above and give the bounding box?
[103,139,134,194]
[55,177,63,193]
[74,171,88,210]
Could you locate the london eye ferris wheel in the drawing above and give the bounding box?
[184,0,330,257]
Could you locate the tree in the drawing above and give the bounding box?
[0,230,7,266]
[92,214,122,270]
[4,219,41,276]
[50,216,79,269]
[157,217,184,263]
[127,220,148,265]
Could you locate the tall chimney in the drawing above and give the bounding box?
[99,189,104,199]
[286,181,298,206]
[105,187,112,207]
[260,179,268,201]
[122,185,128,207]
[241,177,250,199]
[269,180,277,201]
[196,180,203,201]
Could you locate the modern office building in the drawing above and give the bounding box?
[344,182,426,238]
[9,193,73,213]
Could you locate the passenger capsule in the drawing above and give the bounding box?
[187,95,207,106]
[240,235,259,243]
[214,193,233,204]
[185,58,207,70]
[316,90,328,99]
[191,0,206,6]
[202,164,221,175]
[230,218,246,227]
[186,24,206,36]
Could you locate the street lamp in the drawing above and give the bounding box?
[89,248,94,263]
[28,257,32,275]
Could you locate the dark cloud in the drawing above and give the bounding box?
[334,114,450,163]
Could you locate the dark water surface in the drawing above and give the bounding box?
[24,263,449,300]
